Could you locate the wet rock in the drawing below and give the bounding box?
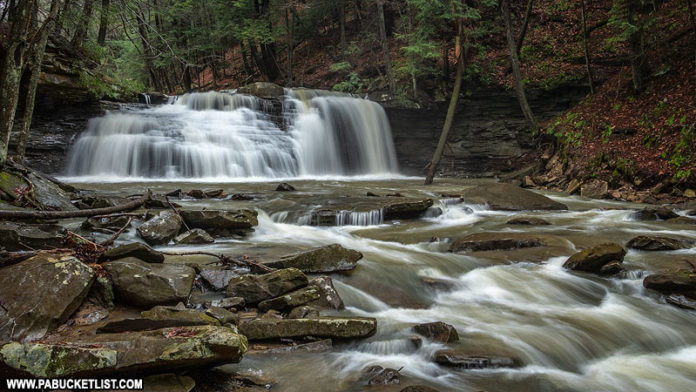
[238,317,377,340]
[237,82,284,99]
[599,261,625,276]
[266,244,363,273]
[255,338,332,354]
[104,258,195,308]
[180,209,258,236]
[563,243,626,273]
[97,318,207,333]
[420,277,456,291]
[384,199,434,219]
[433,349,519,369]
[288,305,320,319]
[174,229,215,244]
[506,217,551,225]
[82,215,132,233]
[666,294,696,310]
[666,216,696,225]
[141,373,196,392]
[275,182,296,191]
[307,276,345,310]
[386,192,404,197]
[643,269,696,298]
[367,367,401,385]
[258,286,322,312]
[631,207,679,221]
[205,189,225,198]
[449,233,545,253]
[580,180,609,199]
[626,235,691,251]
[412,321,459,343]
[0,254,95,341]
[0,325,247,377]
[687,209,696,216]
[460,183,567,211]
[187,189,206,199]
[0,222,65,251]
[137,210,183,245]
[205,307,239,325]
[200,269,239,291]
[143,194,178,209]
[400,386,440,392]
[210,297,245,310]
[230,193,254,200]
[102,242,164,263]
[142,305,221,326]
[226,268,308,304]
[366,191,380,197]
[26,172,78,211]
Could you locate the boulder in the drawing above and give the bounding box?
[0,325,247,377]
[384,199,434,219]
[0,254,95,341]
[137,211,183,245]
[449,232,546,253]
[180,209,257,236]
[275,182,296,191]
[506,217,551,225]
[200,269,238,291]
[626,236,691,251]
[0,222,65,251]
[226,268,308,304]
[643,269,696,298]
[631,207,679,221]
[460,183,567,211]
[599,261,624,276]
[174,229,215,244]
[257,286,321,312]
[101,242,164,263]
[142,305,221,326]
[307,276,345,310]
[238,317,377,340]
[433,349,519,369]
[580,180,608,199]
[103,258,195,308]
[266,244,362,273]
[26,172,78,211]
[563,243,626,273]
[237,82,284,99]
[412,321,459,343]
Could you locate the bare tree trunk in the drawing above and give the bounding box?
[581,0,595,94]
[425,27,465,185]
[97,0,110,45]
[338,0,347,55]
[503,0,538,131]
[687,0,696,91]
[71,0,94,47]
[377,0,395,96]
[0,0,37,166]
[626,0,646,92]
[516,0,534,56]
[16,1,60,161]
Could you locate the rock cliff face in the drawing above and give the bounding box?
[386,85,587,176]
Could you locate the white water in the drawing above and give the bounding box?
[65,90,398,179]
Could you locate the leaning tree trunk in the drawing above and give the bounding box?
[502,0,538,131]
[516,0,534,56]
[580,0,595,94]
[424,26,466,186]
[377,0,396,96]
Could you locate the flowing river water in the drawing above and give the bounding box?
[57,91,696,391]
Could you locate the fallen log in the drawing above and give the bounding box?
[0,192,150,220]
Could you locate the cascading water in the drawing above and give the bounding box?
[65,89,398,179]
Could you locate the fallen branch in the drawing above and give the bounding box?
[99,217,133,247]
[0,192,150,220]
[160,251,274,273]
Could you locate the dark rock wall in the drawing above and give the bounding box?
[386,85,588,176]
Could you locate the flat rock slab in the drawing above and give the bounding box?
[102,242,164,263]
[433,349,520,369]
[238,317,377,340]
[200,269,239,291]
[460,183,567,211]
[627,235,693,251]
[266,244,362,273]
[226,268,308,304]
[644,269,696,298]
[180,210,257,236]
[142,306,221,326]
[448,232,571,263]
[97,318,208,333]
[104,258,195,308]
[0,222,65,251]
[0,254,94,341]
[0,325,247,378]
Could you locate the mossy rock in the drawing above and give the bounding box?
[563,243,626,273]
[142,306,221,326]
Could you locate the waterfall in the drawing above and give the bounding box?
[65,90,398,179]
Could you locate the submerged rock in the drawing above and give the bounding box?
[226,268,308,304]
[449,232,546,253]
[238,317,377,340]
[412,321,459,343]
[433,349,519,369]
[460,183,567,211]
[626,235,691,251]
[563,243,626,273]
[104,258,195,308]
[137,210,183,245]
[0,254,95,341]
[174,229,215,244]
[366,367,401,385]
[0,222,65,251]
[506,217,551,225]
[266,244,363,273]
[0,325,247,377]
[101,242,164,263]
[643,269,696,298]
[400,386,440,392]
[180,209,258,236]
[631,207,679,221]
